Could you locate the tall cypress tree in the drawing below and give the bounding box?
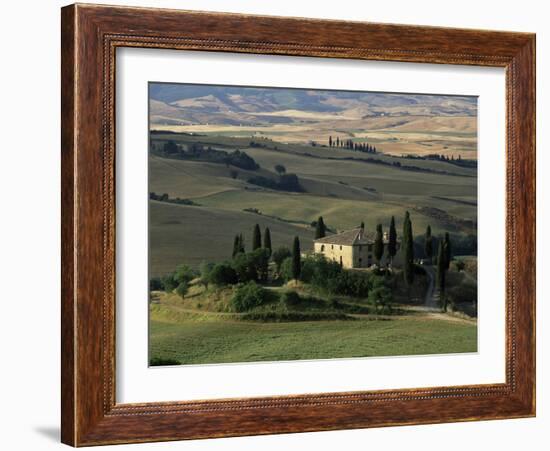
[436,240,447,311]
[232,234,240,258]
[424,225,433,263]
[388,216,397,265]
[402,211,414,286]
[263,227,272,256]
[292,236,301,280]
[360,221,365,229]
[374,224,384,265]
[238,233,245,254]
[329,136,332,147]
[252,224,262,250]
[443,232,452,270]
[315,216,326,239]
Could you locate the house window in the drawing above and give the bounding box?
[340,245,342,250]
[320,245,325,252]
[331,245,334,250]
[368,244,373,251]
[358,257,362,266]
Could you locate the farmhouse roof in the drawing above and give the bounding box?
[314,227,377,246]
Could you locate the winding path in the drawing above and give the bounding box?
[423,265,440,311]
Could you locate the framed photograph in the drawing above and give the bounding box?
[61,4,536,446]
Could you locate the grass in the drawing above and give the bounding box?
[149,313,477,364]
[149,201,314,276]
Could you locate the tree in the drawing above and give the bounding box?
[199,261,214,288]
[315,216,327,239]
[436,240,447,311]
[292,236,301,280]
[238,233,245,254]
[374,224,384,265]
[230,281,269,312]
[274,164,286,175]
[175,281,188,298]
[174,264,195,285]
[336,136,340,147]
[443,232,452,270]
[162,140,179,154]
[232,252,258,282]
[250,248,270,282]
[229,169,239,179]
[368,278,393,314]
[388,216,397,265]
[424,225,433,263]
[263,227,272,256]
[252,224,262,250]
[232,234,241,257]
[272,246,291,274]
[360,221,365,229]
[329,136,333,147]
[402,211,415,286]
[161,273,178,293]
[209,262,238,286]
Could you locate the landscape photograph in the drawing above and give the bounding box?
[148,82,479,366]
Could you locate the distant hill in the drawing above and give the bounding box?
[149,83,477,127]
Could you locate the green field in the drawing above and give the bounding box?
[150,313,477,364]
[149,133,477,274]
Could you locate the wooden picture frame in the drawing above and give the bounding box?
[61,3,536,446]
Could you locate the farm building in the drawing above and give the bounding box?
[313,225,400,269]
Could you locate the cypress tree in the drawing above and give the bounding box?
[315,216,326,239]
[336,136,340,147]
[292,236,301,280]
[443,232,452,270]
[388,216,397,265]
[232,234,240,258]
[402,211,414,286]
[436,240,447,311]
[424,225,433,263]
[263,227,272,256]
[329,136,332,147]
[360,221,365,229]
[238,233,245,254]
[252,224,262,250]
[374,224,384,265]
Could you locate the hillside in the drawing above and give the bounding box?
[149,84,477,159]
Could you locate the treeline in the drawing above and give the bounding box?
[400,153,477,169]
[149,192,200,206]
[157,140,260,170]
[247,173,303,192]
[328,136,378,153]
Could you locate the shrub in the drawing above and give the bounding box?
[161,273,178,292]
[368,278,393,313]
[279,257,294,282]
[232,252,259,282]
[199,261,215,287]
[272,246,292,273]
[174,264,196,285]
[281,290,301,306]
[230,281,270,312]
[209,262,238,286]
[454,260,466,272]
[149,277,163,291]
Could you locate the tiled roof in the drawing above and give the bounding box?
[314,227,377,246]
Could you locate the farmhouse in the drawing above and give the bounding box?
[313,225,400,269]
